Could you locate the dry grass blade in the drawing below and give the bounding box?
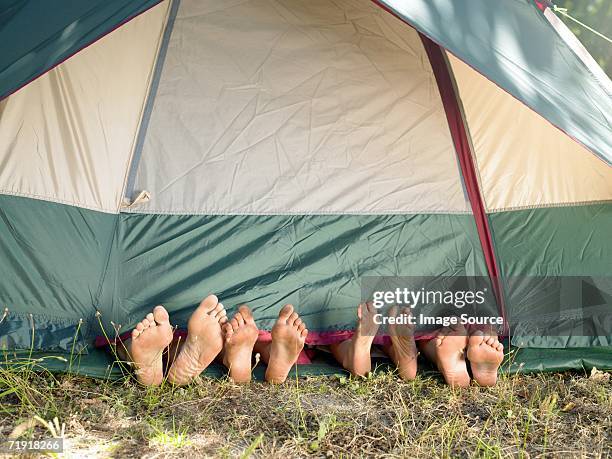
[0,364,610,458]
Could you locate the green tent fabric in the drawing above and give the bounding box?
[0,0,611,376]
[0,0,162,100]
[377,0,612,165]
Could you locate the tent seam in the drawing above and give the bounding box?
[119,209,474,216]
[2,310,90,323]
[92,214,121,326]
[437,50,492,214]
[0,189,116,214]
[420,32,508,335]
[118,0,175,210]
[489,199,612,213]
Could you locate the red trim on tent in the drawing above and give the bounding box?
[419,34,507,332]
[533,0,550,12]
[0,0,164,102]
[94,328,412,361]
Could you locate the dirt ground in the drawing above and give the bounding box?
[1,362,610,458]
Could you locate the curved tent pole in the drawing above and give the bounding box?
[369,0,507,330]
[419,35,508,334]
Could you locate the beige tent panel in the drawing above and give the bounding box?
[447,52,612,212]
[128,0,470,215]
[0,0,170,213]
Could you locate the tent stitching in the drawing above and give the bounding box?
[123,0,181,203]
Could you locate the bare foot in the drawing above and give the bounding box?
[265,304,308,383]
[467,331,504,386]
[126,306,173,386]
[167,295,227,385]
[330,302,379,377]
[385,306,418,381]
[420,324,470,387]
[222,305,259,383]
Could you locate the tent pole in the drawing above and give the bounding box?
[418,34,508,335]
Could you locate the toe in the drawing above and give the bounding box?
[238,305,254,323]
[278,304,294,321]
[200,294,219,312]
[365,301,375,313]
[235,312,245,326]
[231,318,239,331]
[288,312,299,326]
[496,342,504,352]
[217,309,227,322]
[211,302,224,317]
[301,328,308,338]
[357,304,363,320]
[153,305,170,324]
[146,312,154,322]
[131,329,139,339]
[295,318,303,328]
[213,303,226,317]
[136,322,145,332]
[223,323,233,341]
[469,331,485,346]
[141,318,150,328]
[298,323,306,332]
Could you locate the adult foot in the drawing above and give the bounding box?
[386,306,418,381]
[420,324,470,387]
[127,306,174,386]
[330,302,379,377]
[265,304,308,383]
[167,295,227,385]
[467,331,504,387]
[222,305,259,383]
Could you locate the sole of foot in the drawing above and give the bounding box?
[331,302,379,377]
[387,306,418,381]
[222,305,259,383]
[167,294,227,385]
[128,305,174,386]
[421,324,470,388]
[467,331,504,387]
[265,304,308,384]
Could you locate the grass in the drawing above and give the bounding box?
[0,358,610,458]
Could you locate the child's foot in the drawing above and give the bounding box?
[420,324,470,387]
[265,304,308,383]
[331,302,379,377]
[127,306,174,386]
[467,331,504,386]
[386,306,418,381]
[222,305,259,383]
[167,295,227,385]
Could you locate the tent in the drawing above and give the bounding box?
[1,0,611,377]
